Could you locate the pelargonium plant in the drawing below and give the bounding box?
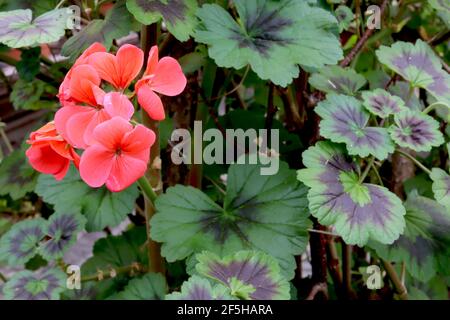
[26,43,186,192]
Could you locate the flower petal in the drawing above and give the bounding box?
[116,44,144,89]
[103,92,134,120]
[121,124,155,160]
[83,109,112,146]
[65,108,97,149]
[79,145,114,188]
[74,42,106,67]
[26,145,69,179]
[144,45,159,76]
[92,116,133,150]
[137,85,165,121]
[55,105,89,144]
[105,155,147,192]
[151,57,187,96]
[88,52,120,88]
[69,65,101,106]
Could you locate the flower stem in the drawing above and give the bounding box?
[140,23,165,275]
[137,176,157,203]
[359,156,375,183]
[422,101,449,115]
[396,149,431,175]
[382,260,408,300]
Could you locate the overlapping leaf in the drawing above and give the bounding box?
[111,273,166,300]
[35,166,139,231]
[309,66,366,95]
[376,40,450,104]
[195,0,342,86]
[39,212,86,260]
[0,9,70,48]
[166,276,233,300]
[0,149,38,200]
[0,218,46,265]
[430,168,450,209]
[335,5,354,32]
[371,193,450,281]
[315,94,395,160]
[61,2,132,62]
[126,0,197,41]
[151,161,311,279]
[10,78,57,111]
[2,268,66,300]
[361,89,406,118]
[389,110,444,152]
[429,0,450,28]
[196,250,290,300]
[297,142,405,246]
[81,227,147,299]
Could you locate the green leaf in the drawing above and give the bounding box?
[389,110,444,152]
[81,227,148,299]
[0,218,46,265]
[371,192,450,282]
[110,273,166,300]
[2,268,66,300]
[195,0,342,87]
[335,5,354,32]
[361,89,406,118]
[429,0,450,28]
[430,168,450,209]
[309,66,366,95]
[151,161,311,279]
[126,0,198,41]
[35,166,139,231]
[61,2,132,62]
[0,9,70,48]
[16,47,41,81]
[297,141,406,246]
[39,212,86,261]
[0,149,38,200]
[376,40,450,104]
[196,250,290,300]
[166,275,233,300]
[315,94,395,160]
[10,78,57,111]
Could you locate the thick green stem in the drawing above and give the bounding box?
[422,102,449,115]
[396,150,431,175]
[137,176,157,203]
[139,24,165,275]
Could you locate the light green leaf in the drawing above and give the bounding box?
[151,161,311,279]
[309,65,366,95]
[126,0,198,41]
[35,166,139,231]
[297,141,405,246]
[111,273,166,300]
[195,0,342,86]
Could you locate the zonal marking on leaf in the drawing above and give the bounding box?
[389,110,444,152]
[361,89,406,118]
[166,276,233,300]
[297,141,406,246]
[0,9,70,48]
[0,218,46,265]
[315,94,394,160]
[195,0,342,86]
[309,66,366,95]
[151,161,311,280]
[430,168,450,209]
[126,0,198,41]
[2,268,66,300]
[39,212,86,260]
[376,40,450,104]
[196,250,290,300]
[371,193,450,282]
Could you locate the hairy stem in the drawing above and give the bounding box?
[382,260,408,300]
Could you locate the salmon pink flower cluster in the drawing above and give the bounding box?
[25,42,187,192]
